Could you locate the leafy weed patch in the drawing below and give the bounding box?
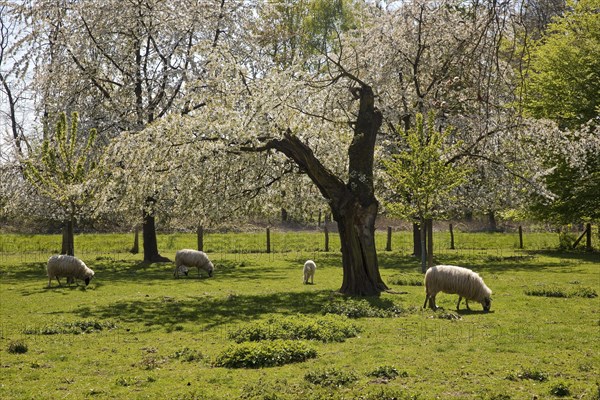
[322,298,403,318]
[227,314,360,343]
[23,319,117,335]
[214,340,317,368]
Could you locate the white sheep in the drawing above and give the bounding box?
[423,265,492,312]
[46,255,95,287]
[303,260,316,284]
[174,249,214,278]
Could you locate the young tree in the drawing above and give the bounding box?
[383,113,469,272]
[22,112,103,255]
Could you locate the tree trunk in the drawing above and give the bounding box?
[243,83,387,295]
[336,201,388,296]
[61,218,75,256]
[420,216,427,273]
[487,210,497,232]
[413,222,422,258]
[142,198,169,263]
[426,218,433,269]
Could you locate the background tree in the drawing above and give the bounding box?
[383,113,469,272]
[522,0,600,226]
[522,0,599,129]
[19,0,245,262]
[22,112,103,255]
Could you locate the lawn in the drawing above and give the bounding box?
[0,231,598,399]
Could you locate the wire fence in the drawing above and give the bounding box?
[0,226,583,266]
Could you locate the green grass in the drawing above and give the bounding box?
[0,231,599,399]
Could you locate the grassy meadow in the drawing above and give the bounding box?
[0,230,598,399]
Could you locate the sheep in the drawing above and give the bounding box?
[174,249,214,278]
[423,265,492,312]
[303,260,316,284]
[46,255,95,288]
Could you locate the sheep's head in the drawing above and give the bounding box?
[177,265,189,276]
[207,262,214,277]
[482,297,492,312]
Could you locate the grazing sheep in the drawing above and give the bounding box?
[423,265,492,312]
[46,255,95,288]
[174,249,214,278]
[303,260,316,284]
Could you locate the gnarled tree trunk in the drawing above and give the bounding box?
[247,83,388,295]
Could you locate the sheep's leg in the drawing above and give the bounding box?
[428,295,438,310]
[55,276,62,286]
[465,299,471,310]
[456,296,462,311]
[423,294,429,309]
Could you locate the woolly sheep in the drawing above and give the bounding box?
[46,255,95,287]
[174,249,214,278]
[423,265,492,312]
[303,260,316,284]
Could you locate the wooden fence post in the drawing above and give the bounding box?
[324,227,329,252]
[519,226,523,249]
[449,223,455,250]
[585,223,592,251]
[197,226,204,252]
[130,228,139,254]
[386,226,392,251]
[266,228,271,254]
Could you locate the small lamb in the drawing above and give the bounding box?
[303,260,316,284]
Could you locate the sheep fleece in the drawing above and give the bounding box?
[175,249,214,277]
[46,255,94,285]
[424,265,491,304]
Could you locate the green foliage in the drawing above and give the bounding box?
[23,319,117,335]
[7,340,28,354]
[367,365,408,380]
[522,0,600,129]
[550,382,571,397]
[227,314,360,343]
[507,369,548,382]
[171,347,204,362]
[387,274,423,286]
[525,285,597,298]
[383,113,469,220]
[304,367,359,387]
[214,340,317,368]
[321,298,403,318]
[24,112,100,205]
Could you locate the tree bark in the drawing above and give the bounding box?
[426,218,433,269]
[413,222,422,257]
[61,217,75,256]
[420,216,427,273]
[142,197,169,263]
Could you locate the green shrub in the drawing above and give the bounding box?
[214,340,317,368]
[228,314,360,343]
[367,365,408,380]
[7,340,28,354]
[304,367,359,387]
[322,298,402,318]
[550,382,570,397]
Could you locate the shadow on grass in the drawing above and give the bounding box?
[378,250,599,274]
[74,289,334,330]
